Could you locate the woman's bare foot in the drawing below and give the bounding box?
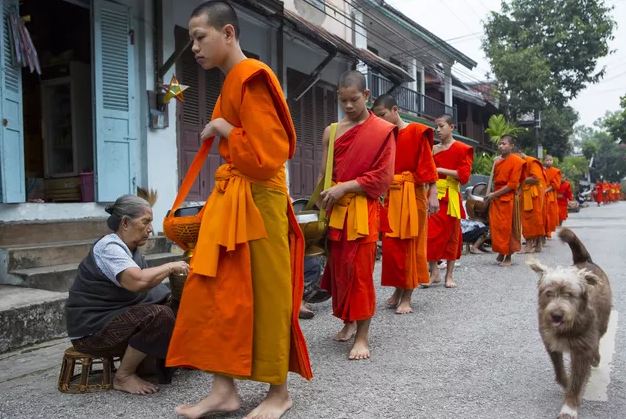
[244,384,292,419]
[386,288,403,308]
[348,336,370,360]
[113,373,159,395]
[469,246,483,255]
[334,321,357,342]
[175,379,241,418]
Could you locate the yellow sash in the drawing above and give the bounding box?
[328,190,369,241]
[386,172,419,239]
[436,176,461,219]
[522,185,539,211]
[192,163,285,277]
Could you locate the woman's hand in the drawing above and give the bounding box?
[168,261,189,276]
[320,184,346,211]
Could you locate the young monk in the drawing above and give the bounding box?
[485,135,526,266]
[594,179,604,206]
[543,155,561,239]
[519,153,546,253]
[319,70,396,360]
[557,175,573,225]
[372,94,438,314]
[166,2,312,418]
[426,115,473,288]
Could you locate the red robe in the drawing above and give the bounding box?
[382,123,437,288]
[544,167,561,237]
[594,182,604,204]
[557,180,573,223]
[489,154,526,255]
[427,140,473,261]
[321,112,396,322]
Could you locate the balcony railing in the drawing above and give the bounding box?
[367,72,457,125]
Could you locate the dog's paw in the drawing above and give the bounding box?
[558,404,578,419]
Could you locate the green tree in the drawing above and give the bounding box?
[560,156,589,192]
[483,0,615,110]
[601,95,626,142]
[582,130,626,182]
[485,114,526,144]
[473,152,496,176]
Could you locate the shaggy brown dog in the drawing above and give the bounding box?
[528,228,612,419]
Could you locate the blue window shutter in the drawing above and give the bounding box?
[0,0,25,203]
[92,0,137,202]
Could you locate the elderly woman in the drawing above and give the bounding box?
[65,195,188,395]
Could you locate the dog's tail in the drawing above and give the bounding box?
[559,228,592,265]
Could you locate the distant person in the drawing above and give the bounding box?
[426,115,473,288]
[372,94,438,314]
[485,135,525,266]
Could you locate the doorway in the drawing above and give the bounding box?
[21,0,93,202]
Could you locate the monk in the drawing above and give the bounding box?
[556,176,573,225]
[319,71,395,360]
[519,153,546,253]
[485,135,525,267]
[372,94,438,314]
[594,180,604,206]
[166,3,311,418]
[426,114,473,288]
[543,155,561,239]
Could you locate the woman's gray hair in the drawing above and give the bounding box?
[104,195,151,231]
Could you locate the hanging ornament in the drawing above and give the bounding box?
[162,74,189,104]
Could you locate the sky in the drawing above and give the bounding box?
[385,0,626,128]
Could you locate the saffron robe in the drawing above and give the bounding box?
[320,112,396,322]
[557,180,573,223]
[594,182,604,204]
[166,59,312,384]
[544,166,561,237]
[489,154,526,255]
[382,123,436,288]
[427,140,473,261]
[521,156,546,239]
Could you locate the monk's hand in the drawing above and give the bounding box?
[484,193,494,203]
[200,118,234,140]
[320,184,345,211]
[428,190,439,215]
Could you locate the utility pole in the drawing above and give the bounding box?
[534,109,543,159]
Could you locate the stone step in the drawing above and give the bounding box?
[3,236,171,271]
[0,218,110,247]
[0,285,68,354]
[8,251,183,292]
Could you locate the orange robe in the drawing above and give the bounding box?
[489,154,526,255]
[320,112,396,322]
[594,182,604,204]
[557,180,573,223]
[382,123,437,288]
[427,140,473,261]
[166,59,312,384]
[521,156,546,239]
[544,167,561,237]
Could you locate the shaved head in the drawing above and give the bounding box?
[338,70,367,91]
[191,1,240,38]
[372,94,397,110]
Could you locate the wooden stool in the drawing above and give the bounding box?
[58,347,115,393]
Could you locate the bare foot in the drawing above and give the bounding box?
[499,256,512,267]
[430,269,441,284]
[386,288,403,308]
[445,281,457,288]
[175,390,241,418]
[496,253,504,263]
[334,322,357,342]
[348,336,370,360]
[113,373,158,395]
[395,300,413,314]
[469,246,482,255]
[244,386,292,419]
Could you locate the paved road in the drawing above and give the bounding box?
[1,202,625,418]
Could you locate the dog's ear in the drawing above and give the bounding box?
[578,269,599,286]
[527,257,547,278]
